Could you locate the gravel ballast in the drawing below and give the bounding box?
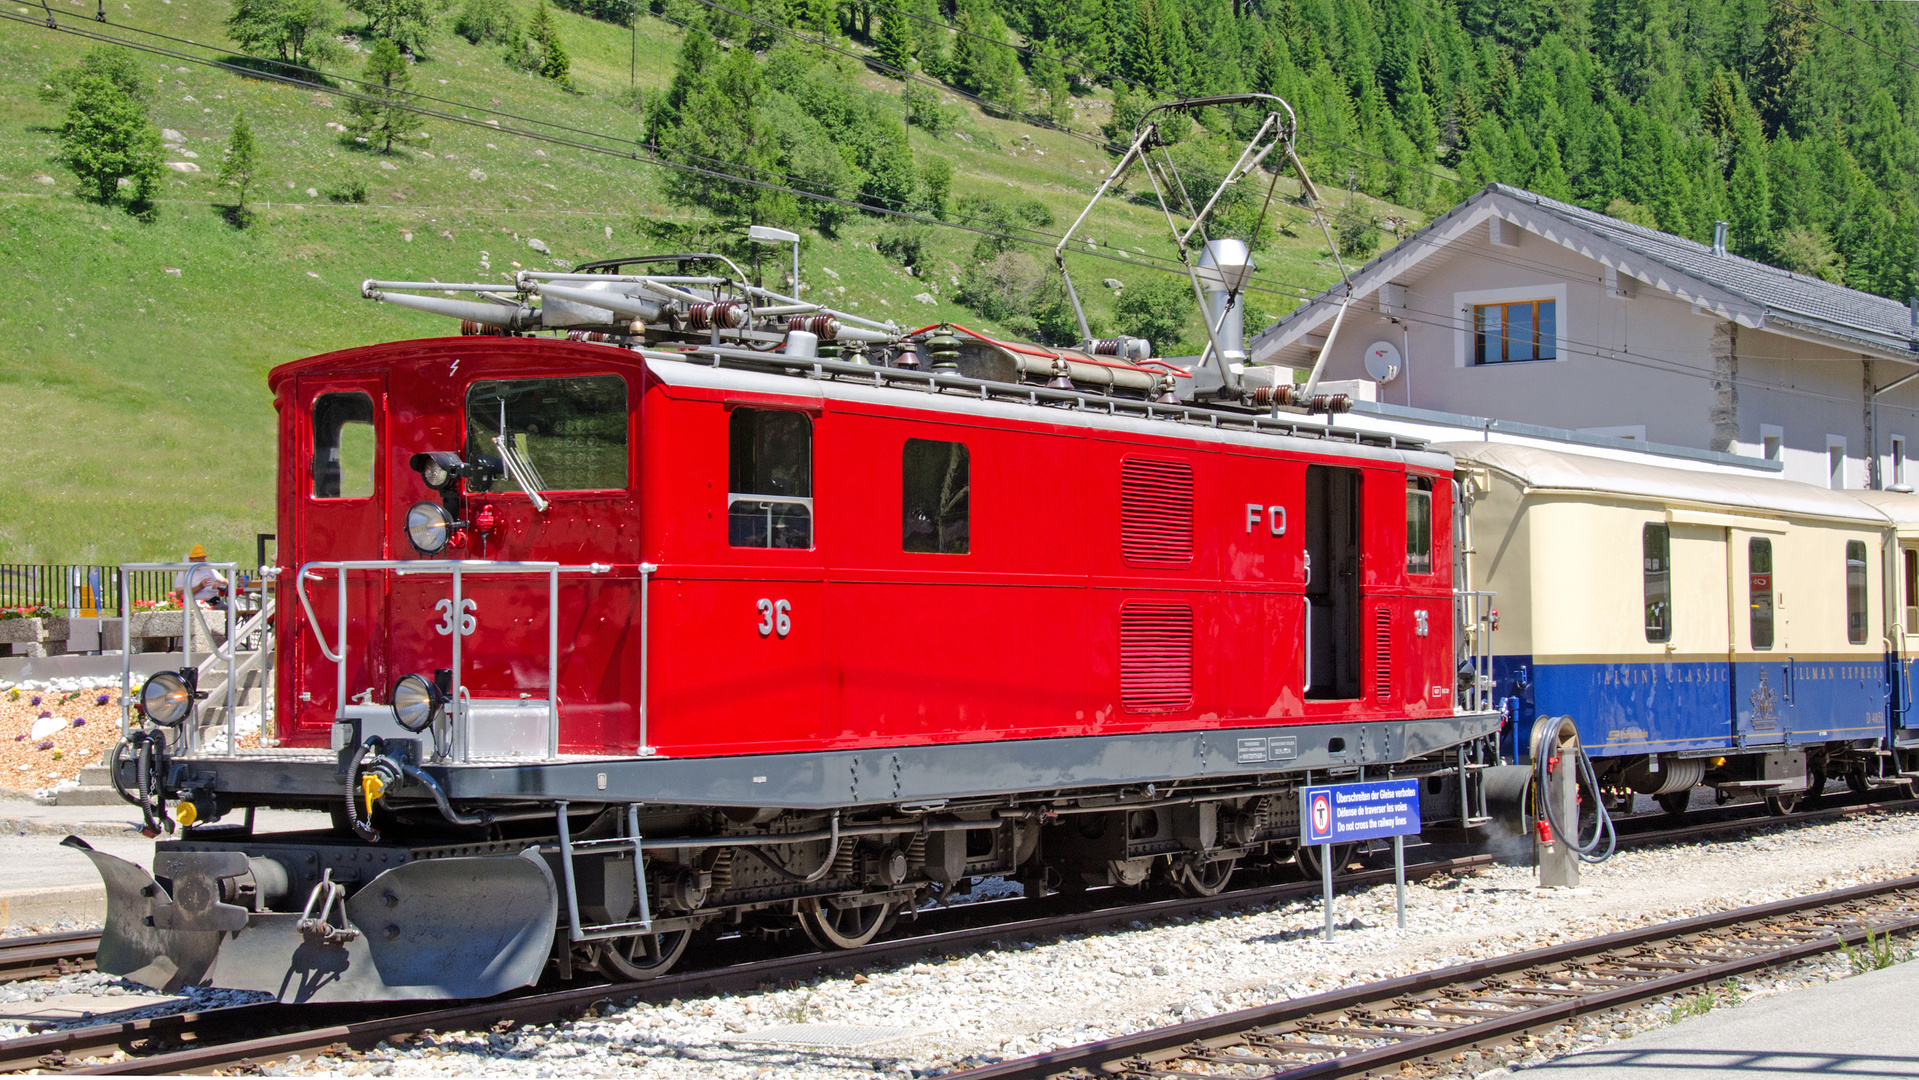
[190,804,1919,1079]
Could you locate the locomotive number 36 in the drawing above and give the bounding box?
[757,598,793,638]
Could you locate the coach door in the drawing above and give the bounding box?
[1304,464,1363,699]
[295,374,389,737]
[1730,528,1789,746]
[1893,544,1919,733]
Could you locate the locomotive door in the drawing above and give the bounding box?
[1731,529,1789,746]
[1304,464,1363,699]
[293,374,389,737]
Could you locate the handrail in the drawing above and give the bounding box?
[292,559,612,763]
[118,562,239,753]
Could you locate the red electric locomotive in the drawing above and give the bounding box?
[79,96,1502,1002]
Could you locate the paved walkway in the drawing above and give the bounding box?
[0,795,322,929]
[1529,960,1919,1078]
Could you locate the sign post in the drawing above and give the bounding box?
[1300,777,1422,941]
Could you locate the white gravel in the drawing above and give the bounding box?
[169,804,1919,1079]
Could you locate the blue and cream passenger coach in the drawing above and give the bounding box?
[1445,441,1919,812]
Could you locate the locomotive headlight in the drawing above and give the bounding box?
[390,672,444,733]
[140,669,195,727]
[409,451,467,492]
[405,500,454,554]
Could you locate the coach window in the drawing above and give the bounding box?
[1406,477,1433,574]
[903,439,969,554]
[1749,538,1774,649]
[1846,540,1869,645]
[312,391,375,499]
[1643,524,1671,643]
[728,408,813,549]
[464,376,628,492]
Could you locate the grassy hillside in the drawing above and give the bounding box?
[0,0,1391,563]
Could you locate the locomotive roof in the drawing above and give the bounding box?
[1440,441,1893,526]
[648,350,1457,472]
[273,336,1455,472]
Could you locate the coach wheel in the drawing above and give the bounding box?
[1172,857,1237,898]
[796,897,893,950]
[1764,792,1800,817]
[1806,763,1827,801]
[1847,766,1871,795]
[1654,791,1690,819]
[597,927,693,981]
[1296,843,1356,880]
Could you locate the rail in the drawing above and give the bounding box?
[292,560,629,762]
[117,563,239,753]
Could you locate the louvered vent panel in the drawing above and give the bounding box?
[1120,604,1194,713]
[1121,457,1194,566]
[1373,607,1394,701]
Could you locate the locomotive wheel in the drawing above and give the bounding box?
[1297,843,1355,880]
[796,897,893,950]
[1655,790,1690,818]
[597,928,693,981]
[1847,766,1871,795]
[1173,857,1237,898]
[1764,792,1801,817]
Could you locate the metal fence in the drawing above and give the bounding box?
[0,565,176,612]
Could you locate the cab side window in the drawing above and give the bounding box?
[312,392,375,499]
[728,408,813,549]
[903,439,970,554]
[1406,476,1433,574]
[1846,540,1868,645]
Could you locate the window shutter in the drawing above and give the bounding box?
[1120,603,1194,712]
[1121,457,1194,566]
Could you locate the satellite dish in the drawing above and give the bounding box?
[1364,340,1402,382]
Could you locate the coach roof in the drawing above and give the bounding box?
[1441,441,1892,526]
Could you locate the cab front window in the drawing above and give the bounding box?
[463,375,628,493]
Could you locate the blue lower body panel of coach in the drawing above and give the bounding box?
[1495,654,1893,764]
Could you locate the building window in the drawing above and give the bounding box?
[1893,435,1908,488]
[1644,523,1671,643]
[902,439,969,554]
[1846,540,1869,645]
[1828,436,1847,490]
[1749,538,1773,650]
[1406,477,1433,575]
[464,375,628,493]
[1761,424,1783,463]
[1473,299,1558,364]
[312,392,375,500]
[727,408,813,549]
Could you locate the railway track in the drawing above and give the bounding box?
[0,931,96,983]
[952,872,1919,1079]
[3,791,1913,1074]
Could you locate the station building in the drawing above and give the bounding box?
[1249,183,1919,489]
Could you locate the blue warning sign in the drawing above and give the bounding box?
[1300,779,1422,845]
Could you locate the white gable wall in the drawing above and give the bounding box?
[1265,211,1919,491]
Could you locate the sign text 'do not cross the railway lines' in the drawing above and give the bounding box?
[1300,779,1422,846]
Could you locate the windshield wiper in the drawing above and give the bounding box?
[493,399,550,511]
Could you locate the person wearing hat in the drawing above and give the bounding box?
[177,545,230,609]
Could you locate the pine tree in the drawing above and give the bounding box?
[1485,47,1518,119]
[56,57,162,213]
[874,1,915,72]
[1700,69,1737,143]
[1726,110,1771,258]
[1752,0,1813,137]
[527,0,570,82]
[349,0,434,54]
[1576,111,1622,207]
[1530,136,1573,200]
[346,38,416,153]
[1394,67,1438,160]
[218,111,262,225]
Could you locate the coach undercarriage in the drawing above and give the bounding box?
[91,728,1496,1002]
